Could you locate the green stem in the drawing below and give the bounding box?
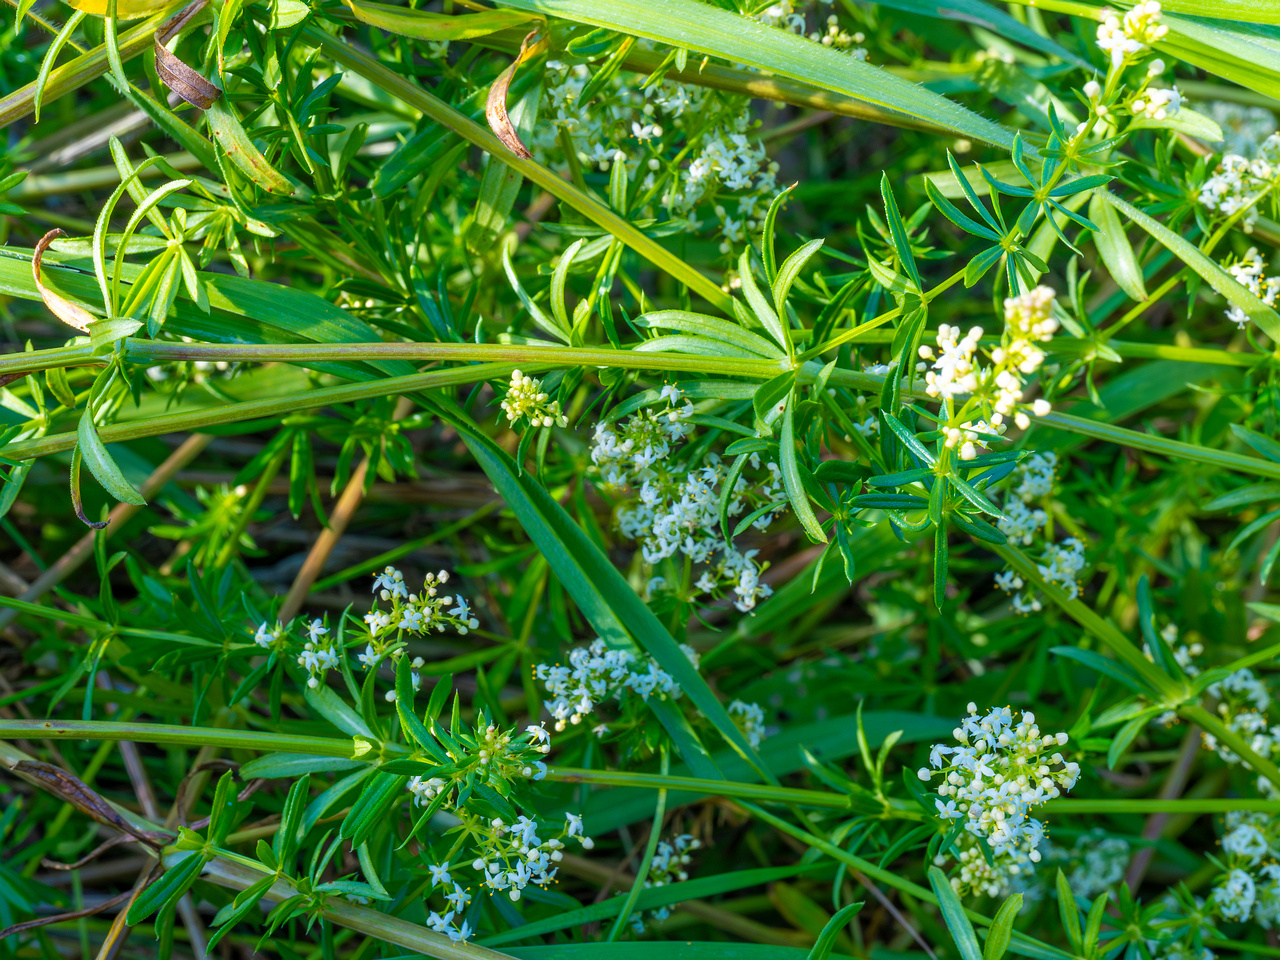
[607,748,668,941]
[1179,704,1280,793]
[1049,798,1280,814]
[0,718,366,758]
[546,766,850,809]
[302,25,733,313]
[990,542,1181,697]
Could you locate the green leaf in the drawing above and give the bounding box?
[880,173,921,291]
[772,238,824,317]
[1231,424,1280,464]
[870,0,1089,66]
[637,310,784,358]
[441,402,767,781]
[1204,482,1280,512]
[339,772,408,848]
[739,248,789,353]
[305,683,373,739]
[206,97,294,196]
[781,394,827,543]
[1055,870,1083,954]
[1094,189,1280,341]
[1088,192,1147,302]
[504,245,571,343]
[339,0,534,37]
[928,865,983,960]
[495,0,1018,151]
[1108,708,1163,769]
[126,852,205,925]
[984,893,1023,960]
[77,415,146,506]
[1051,646,1151,695]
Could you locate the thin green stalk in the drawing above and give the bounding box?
[990,542,1182,697]
[214,445,288,570]
[1049,798,1280,814]
[1179,703,1280,793]
[546,766,850,809]
[302,26,733,313]
[607,748,668,940]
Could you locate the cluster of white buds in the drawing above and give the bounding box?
[1037,538,1088,600]
[1044,829,1132,899]
[535,638,692,731]
[406,719,552,810]
[591,386,695,485]
[919,705,1080,861]
[728,700,767,749]
[807,16,866,55]
[252,620,288,652]
[941,832,1035,898]
[359,568,479,690]
[1223,247,1280,329]
[942,419,1002,462]
[995,286,1057,430]
[501,370,567,428]
[1131,85,1182,121]
[921,325,983,400]
[1200,667,1280,787]
[1095,1,1167,69]
[1198,135,1280,232]
[631,833,703,932]
[993,455,1068,611]
[469,813,593,902]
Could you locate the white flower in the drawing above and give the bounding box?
[306,619,329,643]
[429,862,452,886]
[565,812,584,837]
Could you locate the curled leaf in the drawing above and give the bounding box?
[12,760,165,846]
[485,30,543,160]
[70,446,110,529]
[33,229,95,333]
[155,0,221,110]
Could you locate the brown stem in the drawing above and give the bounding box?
[278,397,413,622]
[1124,724,1200,890]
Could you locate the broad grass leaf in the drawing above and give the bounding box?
[341,0,534,37]
[494,0,1017,150]
[928,865,983,960]
[637,310,784,358]
[1087,192,1147,302]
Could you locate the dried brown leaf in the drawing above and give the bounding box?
[155,0,221,111]
[33,229,95,333]
[13,760,167,847]
[485,29,544,160]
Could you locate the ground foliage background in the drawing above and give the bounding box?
[1,0,1280,958]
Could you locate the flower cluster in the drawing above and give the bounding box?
[1222,247,1280,329]
[529,60,780,248]
[253,617,344,690]
[1201,667,1280,788]
[919,706,1080,865]
[468,813,592,902]
[535,637,690,731]
[358,567,479,690]
[1048,829,1132,899]
[406,717,553,810]
[631,832,703,932]
[918,288,1058,461]
[1198,134,1280,232]
[501,370,567,428]
[1210,810,1280,926]
[592,387,784,611]
[944,833,1036,898]
[1095,1,1168,70]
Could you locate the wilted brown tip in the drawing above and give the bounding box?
[485,29,544,160]
[33,229,95,333]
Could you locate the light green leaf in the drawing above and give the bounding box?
[929,865,984,960]
[780,395,826,543]
[77,415,146,506]
[1128,106,1223,142]
[1094,189,1280,341]
[637,310,784,359]
[739,248,788,353]
[1087,192,1147,302]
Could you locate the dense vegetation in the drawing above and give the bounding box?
[1,0,1280,958]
